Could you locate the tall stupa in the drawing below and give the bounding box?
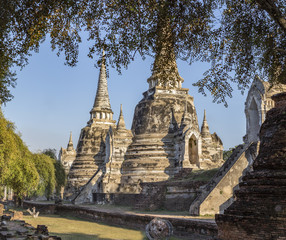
[65,51,116,198]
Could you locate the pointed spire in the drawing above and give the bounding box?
[92,50,111,110]
[201,110,211,138]
[117,104,126,130]
[67,131,74,151]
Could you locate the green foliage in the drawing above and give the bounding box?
[0,109,17,184]
[42,148,57,160]
[7,134,39,199]
[0,109,59,200]
[53,160,66,195]
[32,154,56,199]
[188,168,220,182]
[194,0,286,106]
[0,0,285,105]
[223,146,236,161]
[0,109,39,198]
[170,168,219,183]
[42,148,66,195]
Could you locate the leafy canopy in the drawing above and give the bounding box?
[0,109,60,199]
[42,148,66,195]
[0,0,285,105]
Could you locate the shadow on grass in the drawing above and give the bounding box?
[50,232,132,240]
[52,232,182,240]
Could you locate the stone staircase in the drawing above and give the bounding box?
[189,143,251,215]
[72,167,103,204]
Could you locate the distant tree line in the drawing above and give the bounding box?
[0,109,65,204]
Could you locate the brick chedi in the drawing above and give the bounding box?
[65,22,224,202]
[216,92,286,239]
[65,51,116,198]
[119,21,223,193]
[119,54,198,192]
[101,105,133,193]
[200,110,224,169]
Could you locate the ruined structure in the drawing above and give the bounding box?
[64,47,224,202]
[101,105,133,193]
[64,52,116,198]
[59,132,76,175]
[189,76,286,216]
[216,92,286,239]
[200,110,224,169]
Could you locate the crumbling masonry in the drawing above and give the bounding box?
[61,52,224,202]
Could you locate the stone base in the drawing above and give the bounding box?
[216,214,286,240]
[216,92,286,240]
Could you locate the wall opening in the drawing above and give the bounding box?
[189,135,198,164]
[248,98,260,142]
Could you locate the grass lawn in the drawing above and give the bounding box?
[23,214,145,240]
[23,214,183,240]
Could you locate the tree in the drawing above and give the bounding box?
[42,148,57,160]
[0,109,18,185]
[194,0,286,105]
[42,148,66,195]
[0,0,82,103]
[0,109,39,202]
[223,146,238,161]
[53,160,66,195]
[0,0,285,105]
[0,109,60,202]
[32,153,56,199]
[7,134,39,205]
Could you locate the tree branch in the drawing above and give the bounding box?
[255,0,286,33]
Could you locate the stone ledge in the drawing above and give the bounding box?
[23,201,217,239]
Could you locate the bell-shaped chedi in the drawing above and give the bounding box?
[119,16,201,193]
[65,51,116,198]
[216,92,286,239]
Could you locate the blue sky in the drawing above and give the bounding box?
[3,38,247,154]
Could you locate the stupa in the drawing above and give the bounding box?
[216,92,286,239]
[63,23,224,200]
[65,51,116,198]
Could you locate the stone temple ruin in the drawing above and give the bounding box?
[60,52,224,203]
[189,76,286,216]
[59,50,286,214]
[59,132,76,176]
[217,92,286,239]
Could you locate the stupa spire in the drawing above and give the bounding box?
[117,104,126,130]
[201,110,211,138]
[67,131,74,151]
[92,50,111,110]
[89,50,114,123]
